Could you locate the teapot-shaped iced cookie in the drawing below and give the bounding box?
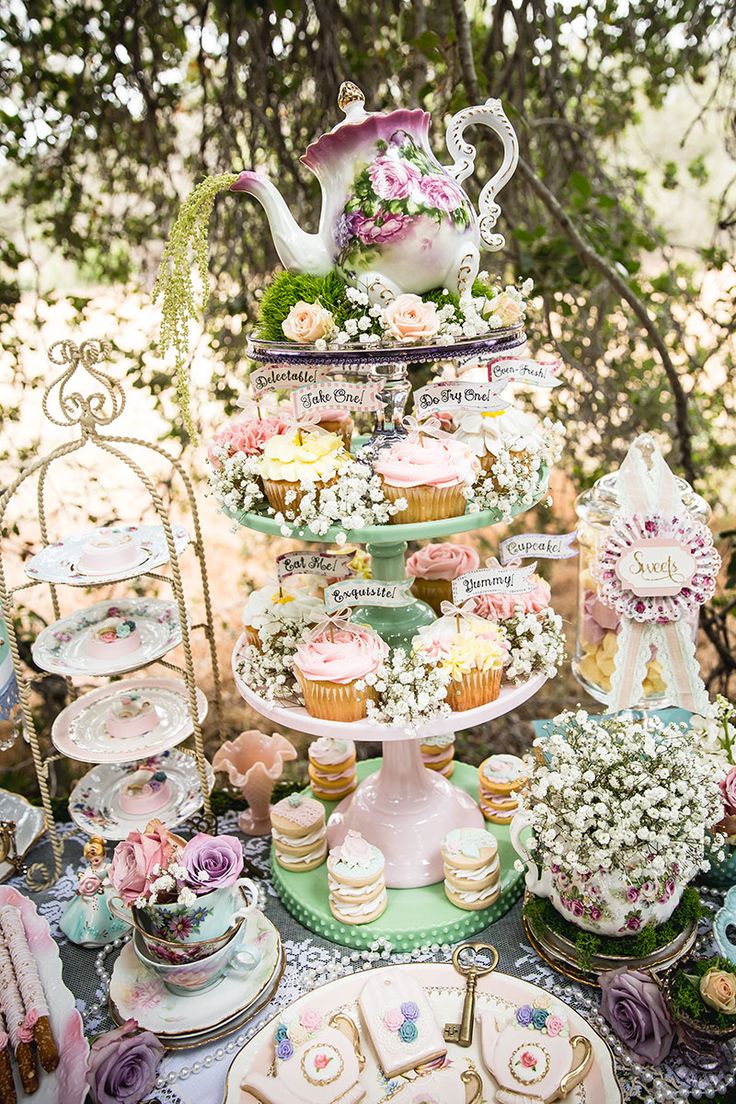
[388,1066,484,1104]
[232,82,518,301]
[479,1002,592,1104]
[241,1009,366,1104]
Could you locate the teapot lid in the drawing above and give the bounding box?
[301,81,430,174]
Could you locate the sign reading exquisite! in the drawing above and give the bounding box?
[498,531,578,564]
[324,578,414,613]
[276,551,354,582]
[249,364,327,397]
[292,381,382,418]
[412,380,509,418]
[451,563,537,604]
[487,356,562,388]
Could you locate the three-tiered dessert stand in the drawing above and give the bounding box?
[230,326,550,949]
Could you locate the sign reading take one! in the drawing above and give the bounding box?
[292,381,383,417]
[451,563,538,604]
[412,381,509,418]
[487,356,562,388]
[276,551,355,582]
[498,531,578,564]
[324,578,414,613]
[614,538,697,598]
[249,364,328,397]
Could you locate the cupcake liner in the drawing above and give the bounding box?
[446,666,502,712]
[295,669,377,722]
[381,481,467,524]
[411,576,453,615]
[262,476,338,520]
[481,448,532,490]
[243,625,262,650]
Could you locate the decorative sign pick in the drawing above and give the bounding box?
[451,560,538,604]
[594,434,720,713]
[324,578,414,614]
[276,550,354,582]
[498,531,578,565]
[292,381,383,419]
[412,380,509,419]
[486,356,562,389]
[249,364,328,397]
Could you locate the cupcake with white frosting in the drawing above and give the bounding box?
[454,405,542,487]
[242,579,324,649]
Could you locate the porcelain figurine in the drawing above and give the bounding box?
[478,1003,592,1104]
[213,730,296,835]
[60,837,131,948]
[714,886,736,967]
[231,82,518,302]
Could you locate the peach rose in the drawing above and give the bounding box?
[486,290,524,327]
[383,294,440,342]
[282,301,334,343]
[700,969,736,1014]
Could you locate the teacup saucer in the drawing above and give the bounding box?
[109,909,282,1042]
[25,523,190,586]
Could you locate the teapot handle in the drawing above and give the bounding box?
[329,1012,366,1071]
[509,811,545,897]
[444,98,519,252]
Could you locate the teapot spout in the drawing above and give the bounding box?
[231,171,333,276]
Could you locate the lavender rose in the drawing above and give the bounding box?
[599,969,675,1065]
[368,157,419,200]
[86,1018,164,1104]
[181,832,244,895]
[418,174,465,212]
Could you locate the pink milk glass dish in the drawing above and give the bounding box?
[213,730,296,835]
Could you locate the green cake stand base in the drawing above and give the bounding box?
[270,759,523,951]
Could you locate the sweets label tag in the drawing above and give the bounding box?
[292,381,383,417]
[412,381,509,417]
[614,537,697,598]
[452,564,537,603]
[324,578,414,613]
[499,532,578,564]
[487,356,562,388]
[249,365,328,396]
[276,551,354,581]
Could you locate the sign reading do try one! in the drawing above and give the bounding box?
[412,380,508,418]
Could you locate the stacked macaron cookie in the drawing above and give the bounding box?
[270,793,327,872]
[441,827,500,911]
[327,830,387,925]
[406,542,480,615]
[420,733,455,777]
[372,432,479,523]
[293,621,388,722]
[241,578,324,648]
[478,753,529,824]
[308,737,357,800]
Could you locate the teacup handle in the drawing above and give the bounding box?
[509,811,546,897]
[233,877,259,920]
[107,895,133,927]
[444,98,519,252]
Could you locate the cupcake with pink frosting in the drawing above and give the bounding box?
[317,408,354,451]
[472,573,551,622]
[207,413,291,468]
[373,433,479,523]
[406,542,480,615]
[294,622,389,722]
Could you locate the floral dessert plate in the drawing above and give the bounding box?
[32,597,184,677]
[109,909,283,1045]
[68,751,215,839]
[24,523,190,586]
[0,788,46,882]
[51,677,208,764]
[224,962,622,1104]
[0,886,89,1104]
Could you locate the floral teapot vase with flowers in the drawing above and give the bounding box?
[231,81,518,302]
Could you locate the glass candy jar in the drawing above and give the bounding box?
[574,472,710,707]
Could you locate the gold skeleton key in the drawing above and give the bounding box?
[444,942,499,1047]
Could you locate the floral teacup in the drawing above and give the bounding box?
[133,921,260,995]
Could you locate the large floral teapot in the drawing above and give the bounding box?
[232,82,518,301]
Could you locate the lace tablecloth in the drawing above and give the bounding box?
[7,814,728,1104]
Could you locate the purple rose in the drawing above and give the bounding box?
[417,173,465,212]
[626,886,639,903]
[599,969,675,1065]
[181,832,244,895]
[516,1004,533,1026]
[626,915,641,932]
[276,1038,294,1060]
[356,212,412,245]
[400,1001,419,1021]
[588,906,602,922]
[571,899,585,918]
[86,1018,164,1104]
[368,157,419,200]
[334,211,361,249]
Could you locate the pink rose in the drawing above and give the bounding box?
[282,301,334,344]
[314,1053,332,1071]
[299,1008,323,1032]
[207,415,290,467]
[486,290,524,327]
[384,1008,403,1032]
[626,886,639,903]
[418,173,465,212]
[546,1015,564,1037]
[368,157,419,200]
[520,1051,537,1069]
[356,212,412,245]
[571,899,585,918]
[78,873,103,897]
[109,826,178,906]
[384,294,440,342]
[720,767,736,818]
[589,906,602,922]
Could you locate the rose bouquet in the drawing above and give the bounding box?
[663,956,736,1065]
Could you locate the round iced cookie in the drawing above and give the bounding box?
[479,753,529,795]
[327,830,385,889]
[441,827,498,872]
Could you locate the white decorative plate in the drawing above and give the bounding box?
[0,789,46,882]
[225,962,622,1104]
[51,677,208,764]
[0,886,89,1103]
[109,909,283,1047]
[32,597,184,677]
[68,750,215,839]
[25,523,190,586]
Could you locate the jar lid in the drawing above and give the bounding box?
[575,470,710,525]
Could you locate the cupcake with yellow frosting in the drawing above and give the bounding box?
[412,614,509,712]
[258,428,351,519]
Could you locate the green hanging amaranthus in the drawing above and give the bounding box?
[153,172,239,442]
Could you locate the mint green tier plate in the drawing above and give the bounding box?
[271,760,523,951]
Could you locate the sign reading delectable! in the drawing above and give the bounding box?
[486,356,562,388]
[292,381,382,417]
[451,564,537,603]
[412,380,508,418]
[249,364,328,396]
[276,551,354,581]
[324,578,414,613]
[614,540,697,598]
[499,531,578,564]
